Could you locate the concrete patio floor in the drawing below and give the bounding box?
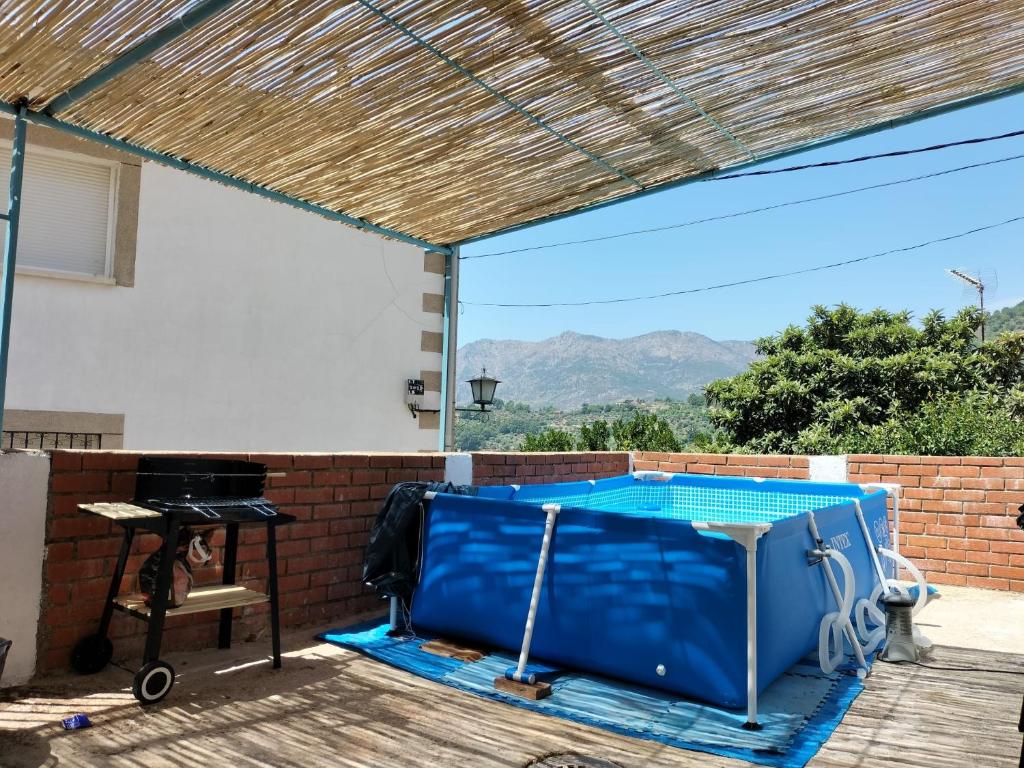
[2,584,1022,767]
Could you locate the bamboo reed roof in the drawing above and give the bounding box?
[1,0,1022,248]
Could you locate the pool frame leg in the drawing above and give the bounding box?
[691,521,771,730]
[743,542,762,731]
[511,503,560,684]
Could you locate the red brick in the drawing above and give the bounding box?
[947,538,989,552]
[46,541,76,561]
[369,455,405,468]
[967,526,1012,541]
[81,453,139,471]
[334,454,370,468]
[311,470,351,486]
[337,486,370,502]
[270,470,311,487]
[961,478,1005,490]
[904,487,944,500]
[48,558,105,582]
[277,539,310,558]
[50,472,110,493]
[939,465,980,478]
[293,454,334,469]
[49,451,84,471]
[926,572,968,586]
[966,551,1009,566]
[962,456,1007,466]
[885,455,921,464]
[402,455,435,468]
[264,487,295,504]
[943,490,986,502]
[988,491,1024,504]
[981,467,1021,479]
[991,540,1024,554]
[244,453,293,469]
[385,469,419,483]
[945,561,989,576]
[294,486,334,504]
[351,470,386,485]
[75,537,123,559]
[49,516,112,539]
[925,524,965,537]
[966,576,1010,590]
[991,565,1024,580]
[277,573,310,592]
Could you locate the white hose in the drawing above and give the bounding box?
[818,548,857,674]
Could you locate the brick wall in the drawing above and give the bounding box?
[470,451,630,486]
[39,450,623,672]
[31,449,1024,674]
[848,455,1024,592]
[633,452,810,479]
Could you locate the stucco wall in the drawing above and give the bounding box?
[5,160,443,452]
[0,451,49,686]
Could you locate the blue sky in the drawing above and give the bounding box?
[457,93,1023,344]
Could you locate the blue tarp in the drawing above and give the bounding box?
[319,620,867,768]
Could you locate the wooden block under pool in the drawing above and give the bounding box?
[493,676,552,700]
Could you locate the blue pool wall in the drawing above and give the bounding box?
[411,473,891,709]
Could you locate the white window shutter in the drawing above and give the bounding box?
[0,148,116,277]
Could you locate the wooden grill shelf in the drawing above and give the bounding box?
[114,585,269,620]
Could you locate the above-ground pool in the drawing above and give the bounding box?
[410,472,897,726]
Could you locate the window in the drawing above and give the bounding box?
[0,143,118,279]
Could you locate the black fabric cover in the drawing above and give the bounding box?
[362,481,476,602]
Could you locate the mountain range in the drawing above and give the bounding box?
[456,330,757,409]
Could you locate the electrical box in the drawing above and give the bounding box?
[406,379,425,412]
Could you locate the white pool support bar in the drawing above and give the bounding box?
[510,503,560,684]
[692,520,771,730]
[807,512,869,673]
[389,490,438,632]
[861,483,902,556]
[851,499,892,597]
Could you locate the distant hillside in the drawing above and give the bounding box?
[988,299,1024,337]
[456,330,756,409]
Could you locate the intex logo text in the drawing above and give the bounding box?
[828,531,852,551]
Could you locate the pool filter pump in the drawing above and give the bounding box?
[879,592,919,663]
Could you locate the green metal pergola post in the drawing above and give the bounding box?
[0,105,28,435]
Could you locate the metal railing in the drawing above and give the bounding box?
[2,431,103,450]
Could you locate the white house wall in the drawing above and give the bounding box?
[0,450,49,686]
[6,161,444,451]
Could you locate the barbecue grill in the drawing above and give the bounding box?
[72,457,294,704]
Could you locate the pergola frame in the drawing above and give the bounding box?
[0,1,1022,440]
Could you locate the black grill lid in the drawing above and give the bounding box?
[134,457,267,502]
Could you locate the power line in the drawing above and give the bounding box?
[462,154,1024,259]
[461,214,1024,308]
[710,127,1024,179]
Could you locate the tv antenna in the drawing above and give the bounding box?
[947,268,988,341]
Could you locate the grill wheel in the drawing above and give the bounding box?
[132,659,175,705]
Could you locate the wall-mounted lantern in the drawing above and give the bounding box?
[465,367,500,412]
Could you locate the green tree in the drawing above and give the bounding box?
[705,304,1024,454]
[522,429,576,452]
[610,412,681,452]
[578,420,611,450]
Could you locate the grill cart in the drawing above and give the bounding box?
[70,457,294,704]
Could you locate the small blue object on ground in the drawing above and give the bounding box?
[61,714,92,730]
[319,619,867,768]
